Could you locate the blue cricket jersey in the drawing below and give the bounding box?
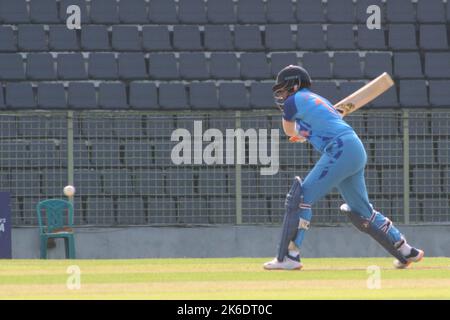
[282,88,355,153]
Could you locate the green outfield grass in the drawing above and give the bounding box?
[0,257,449,299]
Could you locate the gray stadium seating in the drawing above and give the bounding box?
[166,170,194,196]
[27,53,56,80]
[37,83,66,109]
[30,142,61,166]
[90,0,119,24]
[142,26,171,51]
[366,116,400,136]
[250,82,274,109]
[265,24,295,51]
[357,26,386,50]
[146,116,176,138]
[86,197,114,224]
[296,0,325,22]
[177,197,209,224]
[115,118,143,138]
[148,0,177,23]
[88,53,118,80]
[412,168,441,194]
[81,117,115,137]
[0,0,29,23]
[178,0,207,24]
[5,83,36,109]
[91,141,121,167]
[270,52,298,77]
[237,0,265,24]
[431,113,450,135]
[119,195,147,224]
[112,26,141,51]
[102,170,133,195]
[179,53,209,80]
[189,82,220,109]
[240,53,270,80]
[408,117,429,136]
[333,52,362,79]
[297,24,326,50]
[98,83,128,109]
[159,83,188,109]
[148,53,179,80]
[386,0,415,22]
[419,25,448,50]
[129,82,158,109]
[17,25,47,51]
[210,53,239,80]
[425,53,450,79]
[0,89,4,109]
[410,138,435,165]
[326,0,355,23]
[399,80,428,107]
[30,0,59,23]
[118,53,147,79]
[81,25,110,51]
[49,26,79,51]
[380,169,403,194]
[301,52,331,79]
[234,25,264,51]
[371,86,398,108]
[204,25,233,51]
[1,142,29,167]
[124,142,154,167]
[57,54,87,80]
[364,53,392,78]
[67,83,97,109]
[327,25,355,50]
[388,24,417,50]
[374,139,403,165]
[60,0,89,23]
[311,81,339,104]
[219,82,249,109]
[0,53,25,80]
[339,81,365,103]
[198,170,233,195]
[0,26,15,52]
[148,198,178,224]
[437,140,450,164]
[429,81,450,107]
[73,141,91,167]
[393,52,423,78]
[207,0,236,23]
[266,0,295,23]
[417,0,446,23]
[173,26,202,51]
[119,0,148,23]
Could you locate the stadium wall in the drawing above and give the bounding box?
[11,225,450,259]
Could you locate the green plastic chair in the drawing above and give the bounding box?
[36,199,76,259]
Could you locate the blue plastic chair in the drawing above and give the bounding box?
[36,199,76,259]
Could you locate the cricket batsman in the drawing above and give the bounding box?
[264,65,424,270]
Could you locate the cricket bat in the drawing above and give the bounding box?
[289,72,394,142]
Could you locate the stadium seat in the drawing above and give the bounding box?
[380,169,403,194]
[148,53,179,80]
[301,52,331,79]
[310,81,339,104]
[399,80,428,107]
[419,25,448,50]
[327,25,355,50]
[374,139,403,165]
[26,53,56,80]
[129,82,158,109]
[115,117,143,138]
[177,197,210,224]
[326,0,355,23]
[112,26,141,51]
[5,83,36,109]
[270,52,298,77]
[429,81,450,107]
[91,141,121,167]
[179,53,209,80]
[388,24,417,50]
[424,53,450,79]
[118,53,147,79]
[73,141,91,167]
[81,117,115,137]
[366,116,401,136]
[142,26,171,51]
[102,170,133,195]
[198,170,233,195]
[124,142,154,167]
[86,197,114,224]
[411,168,441,194]
[88,53,118,79]
[266,0,295,23]
[37,83,66,109]
[90,0,119,24]
[81,25,110,51]
[17,25,47,51]
[437,140,450,164]
[166,170,195,196]
[119,0,148,23]
[207,0,236,23]
[98,83,128,109]
[204,25,233,51]
[371,86,398,108]
[219,82,249,109]
[431,113,450,135]
[29,142,60,166]
[30,0,59,23]
[297,24,326,50]
[386,0,415,22]
[417,0,445,23]
[210,53,239,80]
[57,54,87,80]
[240,53,270,80]
[410,139,435,165]
[41,170,68,195]
[0,53,25,80]
[265,24,295,50]
[0,0,29,23]
[189,82,219,109]
[237,0,265,24]
[173,26,202,51]
[148,198,178,224]
[159,83,188,109]
[393,53,423,79]
[67,83,97,109]
[178,0,207,23]
[146,116,176,138]
[333,53,362,79]
[116,197,146,225]
[234,25,264,51]
[296,0,325,22]
[148,0,177,23]
[364,53,392,78]
[49,26,79,51]
[207,199,235,224]
[0,90,5,109]
[1,142,29,167]
[356,0,384,23]
[250,82,275,109]
[338,81,365,103]
[408,116,429,136]
[59,0,89,23]
[357,26,387,50]
[0,26,16,52]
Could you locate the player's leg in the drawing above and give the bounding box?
[337,170,424,268]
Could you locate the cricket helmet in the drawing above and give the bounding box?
[272,65,311,106]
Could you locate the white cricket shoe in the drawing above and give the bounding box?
[263,256,303,270]
[393,247,425,269]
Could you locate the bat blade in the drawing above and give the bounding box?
[334,72,394,117]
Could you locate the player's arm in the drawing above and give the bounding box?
[282,119,297,137]
[282,96,306,143]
